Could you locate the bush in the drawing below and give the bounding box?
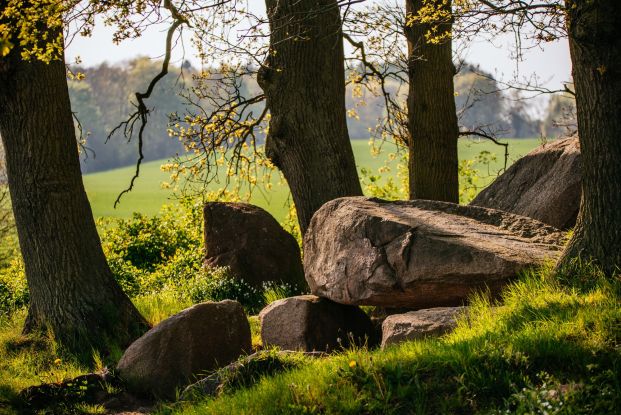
[99,201,204,298]
[0,201,305,318]
[100,202,305,314]
[171,268,303,314]
[99,203,202,273]
[0,257,28,317]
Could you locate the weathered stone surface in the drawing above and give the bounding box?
[304,197,564,308]
[204,202,306,288]
[471,135,581,229]
[259,295,377,352]
[117,300,251,399]
[381,307,466,348]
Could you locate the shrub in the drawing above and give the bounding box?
[99,203,202,274]
[0,200,306,318]
[359,145,497,204]
[0,257,28,317]
[99,201,204,298]
[187,270,265,314]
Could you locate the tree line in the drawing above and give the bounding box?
[70,59,571,173]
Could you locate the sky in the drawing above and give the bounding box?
[65,2,572,91]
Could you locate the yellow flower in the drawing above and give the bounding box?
[54,358,62,365]
[349,360,357,368]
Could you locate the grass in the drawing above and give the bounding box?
[84,138,542,221]
[0,266,619,414]
[162,265,621,415]
[0,311,89,413]
[0,292,237,414]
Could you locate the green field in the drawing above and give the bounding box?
[84,138,542,221]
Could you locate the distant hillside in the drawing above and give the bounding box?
[70,58,567,174]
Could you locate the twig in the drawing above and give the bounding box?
[459,130,509,171]
[110,0,188,208]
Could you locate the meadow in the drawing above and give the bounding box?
[84,138,542,221]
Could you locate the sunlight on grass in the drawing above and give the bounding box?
[165,265,621,414]
[1,263,618,414]
[0,312,88,412]
[133,292,193,326]
[84,139,542,221]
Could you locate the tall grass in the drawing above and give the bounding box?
[0,312,88,413]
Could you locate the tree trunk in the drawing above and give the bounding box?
[258,0,362,234]
[558,0,621,273]
[405,0,459,202]
[0,39,148,353]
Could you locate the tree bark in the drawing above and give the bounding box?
[0,36,148,353]
[558,0,621,273]
[258,0,362,234]
[405,0,459,202]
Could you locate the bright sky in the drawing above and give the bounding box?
[65,2,572,90]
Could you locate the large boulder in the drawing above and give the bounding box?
[204,202,306,288]
[304,197,564,308]
[117,300,251,399]
[259,295,377,352]
[381,307,466,348]
[470,135,581,229]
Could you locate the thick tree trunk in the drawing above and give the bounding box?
[0,42,148,353]
[405,0,459,202]
[258,0,362,234]
[558,0,621,273]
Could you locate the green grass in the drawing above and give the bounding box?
[84,138,542,221]
[0,311,89,412]
[1,265,619,414]
[163,265,621,414]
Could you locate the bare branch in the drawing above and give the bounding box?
[459,130,509,170]
[110,0,189,208]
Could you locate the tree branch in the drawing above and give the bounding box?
[459,130,509,170]
[110,0,188,208]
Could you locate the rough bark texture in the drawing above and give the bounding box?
[258,0,362,234]
[0,40,148,351]
[405,0,459,202]
[304,197,564,308]
[559,0,621,273]
[471,135,581,229]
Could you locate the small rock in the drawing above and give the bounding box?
[381,307,466,348]
[204,202,306,288]
[117,300,251,399]
[259,295,377,352]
